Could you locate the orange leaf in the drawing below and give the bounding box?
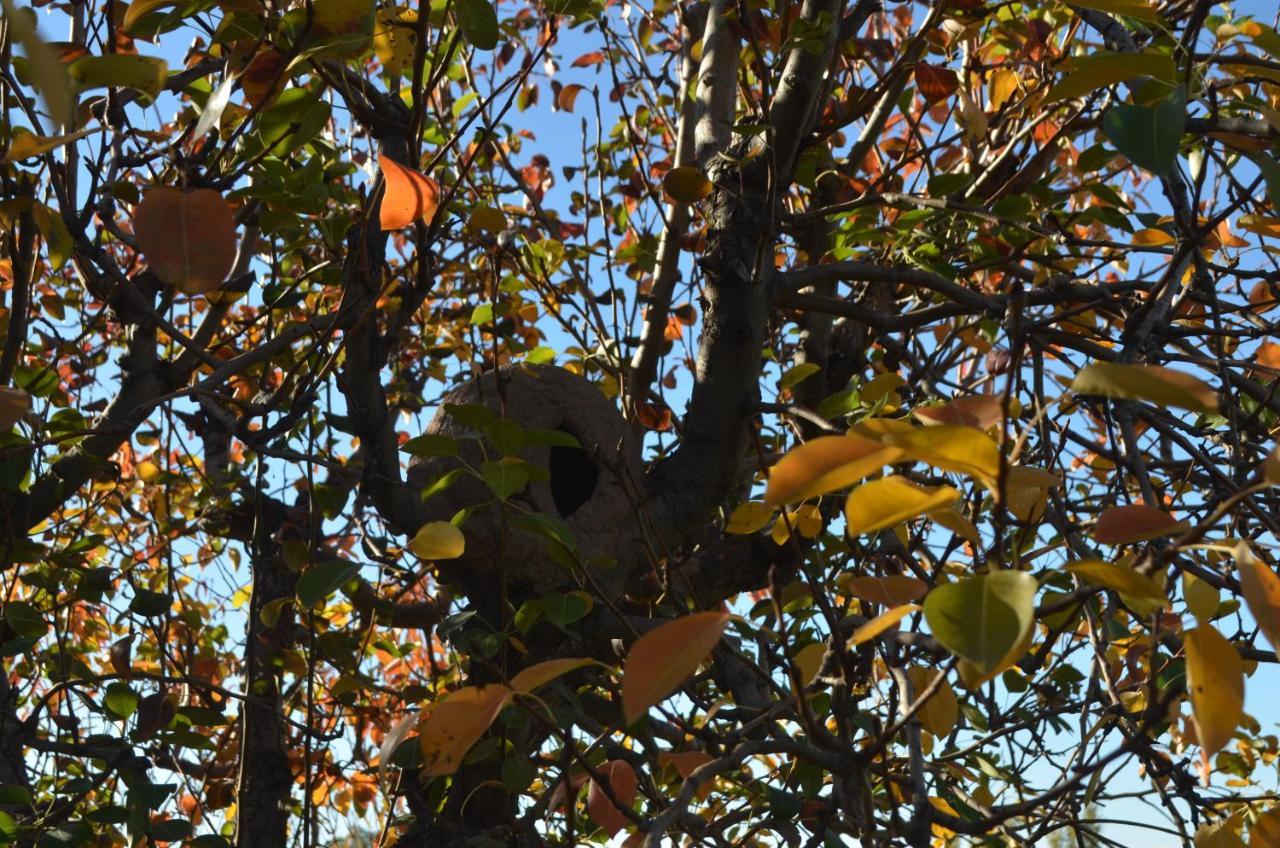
[587,760,637,837]
[622,611,729,724]
[764,434,903,505]
[849,603,920,645]
[510,657,594,693]
[839,574,929,607]
[379,157,441,230]
[1257,340,1280,371]
[418,685,512,776]
[1093,504,1187,545]
[557,83,585,112]
[134,188,238,295]
[915,63,959,104]
[1237,543,1280,655]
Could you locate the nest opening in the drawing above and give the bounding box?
[549,430,597,518]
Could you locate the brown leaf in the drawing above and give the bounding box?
[134,188,238,295]
[240,48,289,109]
[1093,504,1187,545]
[622,611,729,724]
[557,82,586,112]
[571,50,606,68]
[0,388,30,430]
[587,760,638,837]
[839,574,929,607]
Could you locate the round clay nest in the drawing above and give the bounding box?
[409,365,647,605]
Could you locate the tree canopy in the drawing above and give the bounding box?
[3,0,1280,846]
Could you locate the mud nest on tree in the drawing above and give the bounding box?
[409,365,647,608]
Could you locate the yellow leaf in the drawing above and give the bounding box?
[662,166,713,203]
[1183,572,1220,622]
[510,658,594,694]
[622,612,729,724]
[1239,215,1280,239]
[988,67,1019,111]
[849,604,920,645]
[410,521,465,560]
[373,9,418,77]
[725,501,775,535]
[136,461,160,483]
[793,642,826,685]
[1,128,96,163]
[1251,808,1280,847]
[418,685,513,776]
[1132,227,1176,246]
[1066,0,1163,24]
[844,476,960,536]
[906,667,959,738]
[1185,624,1244,760]
[1236,543,1280,655]
[1070,362,1219,414]
[1066,559,1167,615]
[764,434,902,505]
[839,574,929,607]
[883,425,1002,483]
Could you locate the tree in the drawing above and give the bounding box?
[2,0,1280,845]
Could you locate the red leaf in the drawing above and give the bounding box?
[915,63,959,105]
[571,50,606,68]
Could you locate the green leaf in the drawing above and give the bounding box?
[421,467,467,501]
[129,589,173,618]
[256,89,332,155]
[456,0,500,49]
[0,0,74,127]
[68,55,169,99]
[1246,151,1280,211]
[401,434,460,457]
[541,591,592,628]
[1102,86,1186,175]
[1070,362,1218,413]
[1046,51,1175,103]
[1067,0,1163,24]
[923,571,1038,676]
[296,559,360,607]
[3,601,46,639]
[104,682,140,720]
[481,460,529,500]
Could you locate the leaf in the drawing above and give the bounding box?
[1066,558,1167,614]
[1252,808,1280,847]
[510,658,594,693]
[418,685,513,776]
[1,0,74,127]
[409,521,465,560]
[129,589,173,618]
[915,63,959,104]
[911,396,1003,431]
[1070,362,1218,414]
[923,571,1037,676]
[556,83,586,112]
[1131,227,1176,246]
[883,425,1002,483]
[1236,543,1280,654]
[377,713,417,788]
[0,388,30,430]
[240,49,289,109]
[1067,0,1163,23]
[379,157,441,230]
[764,435,903,505]
[3,601,46,639]
[374,10,418,77]
[1266,445,1280,484]
[844,476,960,536]
[193,76,236,139]
[133,188,238,295]
[104,682,140,720]
[793,642,826,685]
[296,559,359,607]
[68,54,169,99]
[839,574,929,607]
[622,611,730,724]
[905,667,959,738]
[1183,572,1220,622]
[725,502,776,535]
[1093,504,1187,545]
[1045,51,1175,103]
[988,67,1019,111]
[456,0,500,50]
[1185,624,1243,759]
[1,128,96,163]
[662,166,713,203]
[849,604,920,646]
[587,760,637,837]
[1102,86,1187,175]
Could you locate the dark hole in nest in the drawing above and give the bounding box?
[549,433,598,518]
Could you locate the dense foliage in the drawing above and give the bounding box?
[3,0,1280,845]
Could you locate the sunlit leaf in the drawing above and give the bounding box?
[764,434,902,505]
[911,396,1003,431]
[69,54,169,99]
[1,128,96,163]
[379,157,441,230]
[1093,504,1187,545]
[1236,543,1280,654]
[915,63,959,104]
[923,571,1037,675]
[1066,558,1166,614]
[1046,51,1175,103]
[883,425,1002,483]
[510,658,594,694]
[906,667,958,738]
[838,574,929,607]
[1070,362,1218,414]
[844,476,960,536]
[419,685,513,776]
[725,502,775,535]
[622,611,729,724]
[409,521,465,560]
[1185,624,1243,760]
[849,604,920,645]
[662,166,713,203]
